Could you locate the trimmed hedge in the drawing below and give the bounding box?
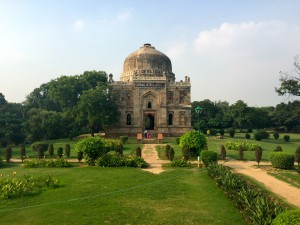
[273,209,300,225]
[96,153,148,168]
[284,135,290,142]
[201,150,217,167]
[270,152,295,170]
[119,136,128,144]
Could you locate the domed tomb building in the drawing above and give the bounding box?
[106,44,191,137]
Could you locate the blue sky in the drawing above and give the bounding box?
[1,0,300,106]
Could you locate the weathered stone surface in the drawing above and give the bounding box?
[106,44,192,137]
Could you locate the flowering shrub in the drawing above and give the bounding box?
[225,140,260,151]
[0,174,60,199]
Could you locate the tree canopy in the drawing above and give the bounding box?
[276,55,300,97]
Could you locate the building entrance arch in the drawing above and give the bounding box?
[144,113,155,130]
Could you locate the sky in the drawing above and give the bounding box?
[0,0,300,106]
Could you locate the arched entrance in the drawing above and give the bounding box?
[144,113,155,130]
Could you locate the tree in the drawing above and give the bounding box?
[180,130,207,157]
[77,85,119,136]
[276,55,300,97]
[271,101,300,131]
[0,93,7,105]
[0,103,25,144]
[230,100,251,128]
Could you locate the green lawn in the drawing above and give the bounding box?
[0,166,246,225]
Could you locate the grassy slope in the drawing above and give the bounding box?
[0,166,246,225]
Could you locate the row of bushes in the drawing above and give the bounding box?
[225,140,260,151]
[207,164,288,224]
[24,158,72,168]
[96,153,148,168]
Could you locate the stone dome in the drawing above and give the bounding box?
[120,44,175,82]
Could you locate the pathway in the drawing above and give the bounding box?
[141,144,168,174]
[223,160,300,208]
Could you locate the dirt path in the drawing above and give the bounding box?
[141,144,168,174]
[223,160,300,208]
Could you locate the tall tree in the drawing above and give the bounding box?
[77,85,119,136]
[276,55,300,97]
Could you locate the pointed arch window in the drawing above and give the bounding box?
[147,101,152,109]
[168,113,173,125]
[127,113,132,125]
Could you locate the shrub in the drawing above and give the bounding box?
[273,132,280,140]
[295,146,300,165]
[201,150,218,167]
[115,143,123,156]
[48,144,54,158]
[245,133,250,139]
[229,128,235,138]
[274,145,283,152]
[238,146,244,160]
[96,154,148,168]
[169,147,175,161]
[5,145,12,162]
[0,157,2,167]
[57,147,63,158]
[175,137,180,145]
[31,142,48,152]
[219,129,225,136]
[0,174,60,199]
[135,147,142,158]
[65,144,71,158]
[165,144,171,159]
[225,140,259,151]
[20,144,26,162]
[182,145,190,161]
[180,130,207,157]
[273,209,300,225]
[119,136,128,144]
[163,159,192,167]
[77,150,84,162]
[24,159,72,168]
[207,164,286,224]
[284,135,290,142]
[255,146,262,165]
[247,128,253,133]
[220,145,226,160]
[254,130,269,141]
[270,152,295,170]
[75,137,106,165]
[254,132,263,141]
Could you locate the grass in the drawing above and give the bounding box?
[0,166,246,225]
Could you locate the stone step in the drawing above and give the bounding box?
[142,138,157,144]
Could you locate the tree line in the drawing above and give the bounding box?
[0,55,299,146]
[0,71,119,146]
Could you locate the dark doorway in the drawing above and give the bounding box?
[144,113,155,130]
[168,113,173,125]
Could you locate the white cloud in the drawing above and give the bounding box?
[72,19,85,31]
[191,21,300,106]
[117,10,133,22]
[194,20,299,60]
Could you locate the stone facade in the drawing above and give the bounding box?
[106,44,192,137]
